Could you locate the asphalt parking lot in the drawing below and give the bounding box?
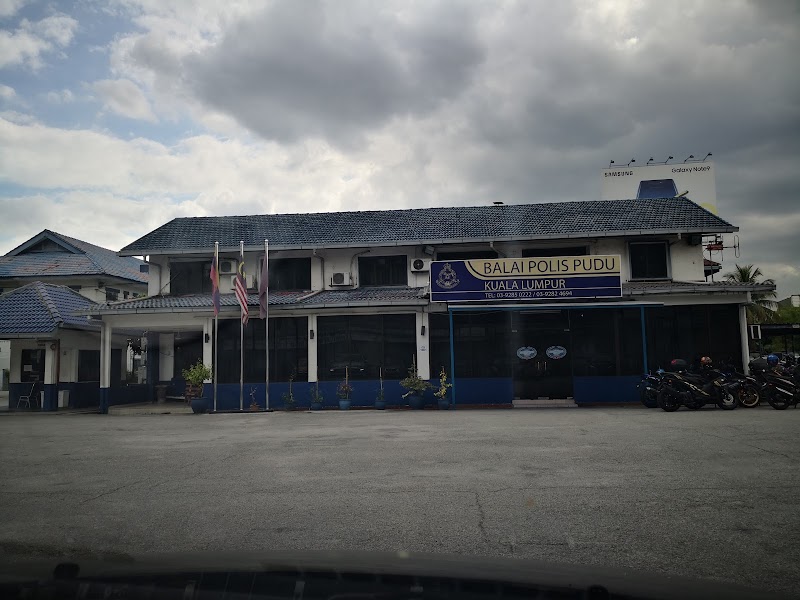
[1,407,799,596]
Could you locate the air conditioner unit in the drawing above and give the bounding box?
[330,272,352,286]
[219,259,237,275]
[411,258,431,272]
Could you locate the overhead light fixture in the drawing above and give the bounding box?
[647,157,654,165]
[684,154,695,163]
[703,153,713,161]
[608,160,615,168]
[627,159,636,167]
[665,156,674,164]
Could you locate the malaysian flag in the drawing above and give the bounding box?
[235,253,249,325]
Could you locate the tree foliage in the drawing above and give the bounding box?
[724,264,777,323]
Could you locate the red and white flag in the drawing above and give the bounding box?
[235,244,249,325]
[258,241,269,319]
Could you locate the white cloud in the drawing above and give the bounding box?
[0,0,29,18]
[44,88,74,103]
[0,14,78,69]
[0,83,15,100]
[92,78,156,121]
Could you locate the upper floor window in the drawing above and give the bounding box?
[523,246,587,257]
[267,257,311,291]
[170,261,211,295]
[358,255,408,286]
[105,287,119,302]
[629,242,670,280]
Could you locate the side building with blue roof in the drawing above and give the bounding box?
[0,230,148,408]
[0,282,140,410]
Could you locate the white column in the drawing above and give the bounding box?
[739,304,750,375]
[100,322,112,388]
[308,314,318,382]
[159,333,174,381]
[416,311,430,380]
[44,343,58,386]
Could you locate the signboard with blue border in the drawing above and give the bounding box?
[430,255,622,302]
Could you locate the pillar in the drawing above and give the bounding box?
[100,321,112,413]
[308,314,318,382]
[202,319,213,379]
[739,304,750,375]
[145,332,159,401]
[42,341,58,411]
[416,311,430,380]
[158,333,174,382]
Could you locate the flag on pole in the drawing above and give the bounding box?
[210,242,221,316]
[259,242,269,319]
[235,248,249,325]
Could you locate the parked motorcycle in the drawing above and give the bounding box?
[656,359,739,412]
[717,362,762,408]
[749,358,799,410]
[637,370,663,408]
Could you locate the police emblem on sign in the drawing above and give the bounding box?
[436,262,460,290]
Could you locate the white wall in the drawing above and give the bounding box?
[146,233,712,293]
[670,240,705,281]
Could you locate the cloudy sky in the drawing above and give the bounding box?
[0,0,798,295]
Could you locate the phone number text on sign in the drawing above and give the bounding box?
[485,290,573,300]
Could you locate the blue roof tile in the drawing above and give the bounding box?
[119,197,736,255]
[86,287,428,313]
[0,282,99,335]
[1,230,148,283]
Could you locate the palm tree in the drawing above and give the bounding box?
[724,264,777,323]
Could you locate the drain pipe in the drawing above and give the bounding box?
[350,249,370,286]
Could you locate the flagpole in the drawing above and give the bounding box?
[213,241,219,413]
[239,240,245,412]
[213,244,219,413]
[265,239,270,411]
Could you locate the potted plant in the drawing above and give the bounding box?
[309,381,324,411]
[434,367,452,410]
[400,356,431,410]
[282,372,296,411]
[181,360,211,414]
[337,367,353,410]
[375,367,386,410]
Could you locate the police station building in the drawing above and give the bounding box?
[88,197,772,410]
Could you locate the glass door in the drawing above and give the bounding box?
[511,311,573,399]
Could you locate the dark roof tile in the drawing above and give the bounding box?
[119,198,735,254]
[0,282,99,335]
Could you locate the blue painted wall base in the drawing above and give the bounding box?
[99,387,110,414]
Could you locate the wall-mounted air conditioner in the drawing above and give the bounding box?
[330,272,352,286]
[411,258,431,272]
[219,259,237,275]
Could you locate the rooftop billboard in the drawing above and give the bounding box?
[601,161,717,214]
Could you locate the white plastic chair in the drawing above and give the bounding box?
[16,382,36,409]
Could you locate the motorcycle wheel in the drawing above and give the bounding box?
[640,391,658,409]
[657,388,681,412]
[717,388,738,410]
[767,395,791,410]
[737,384,760,408]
